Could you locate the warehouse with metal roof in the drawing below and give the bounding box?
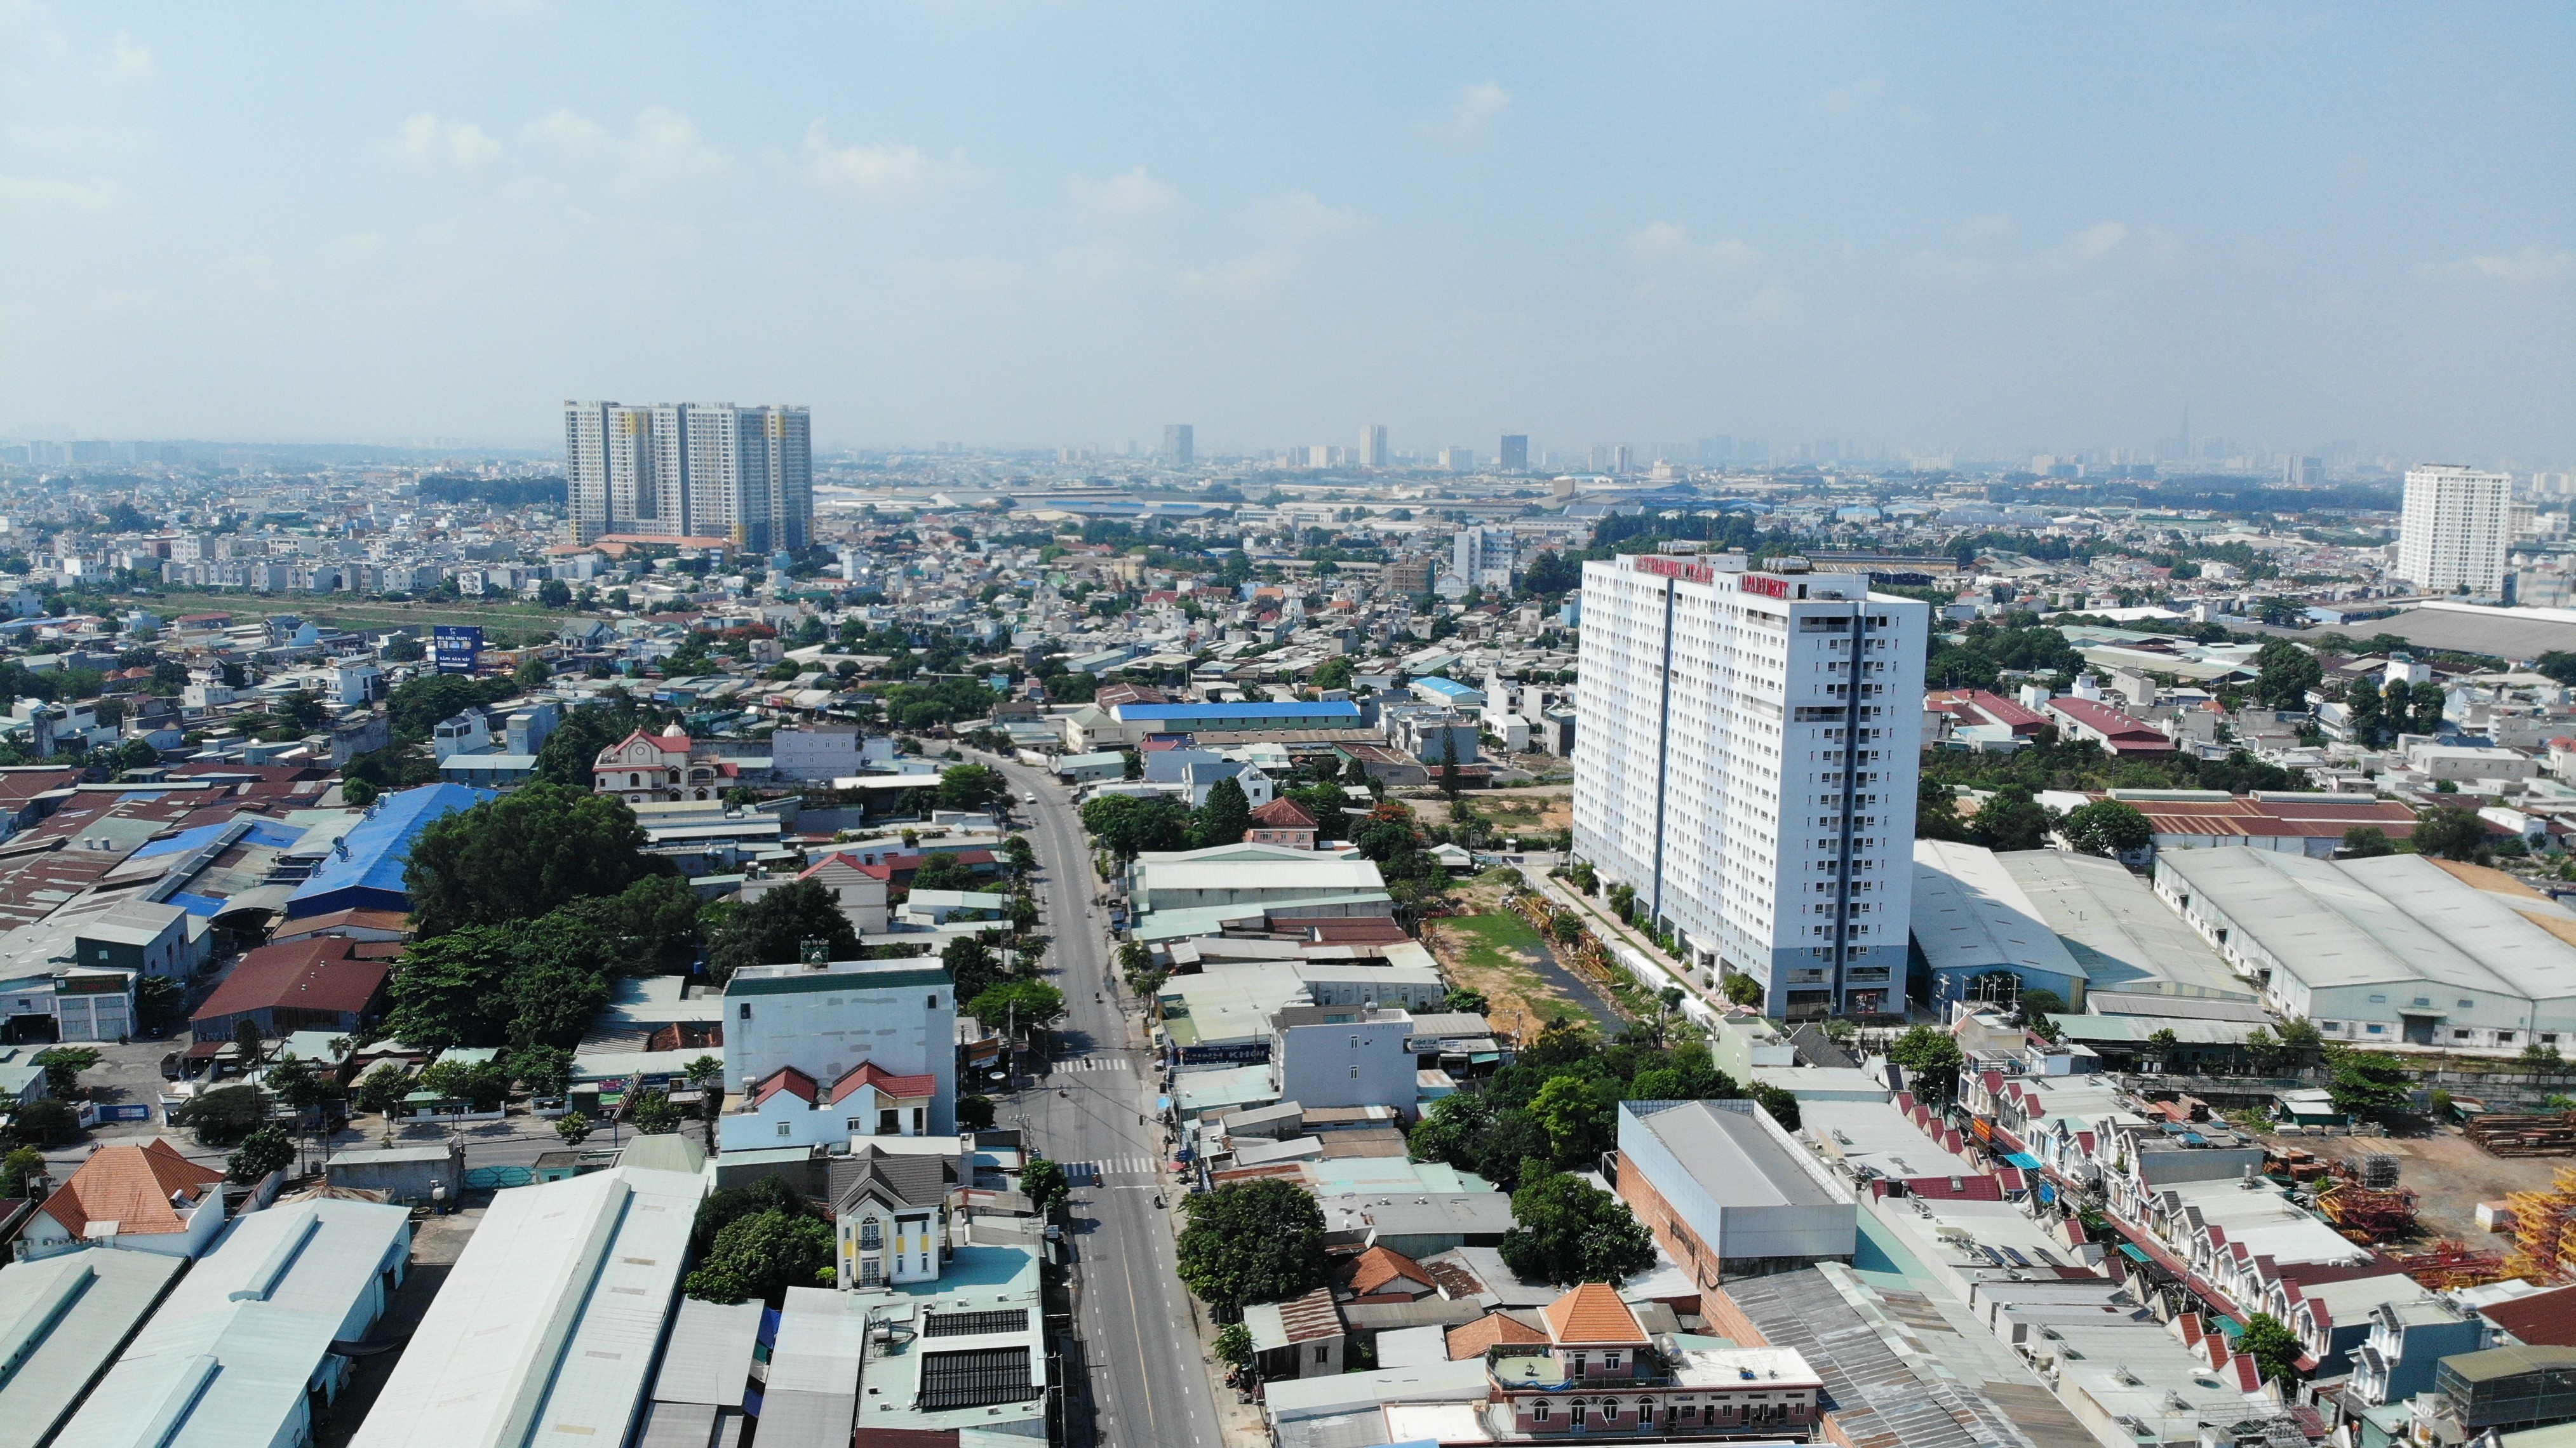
[51,1196,412,1448]
[284,783,493,919]
[0,1249,185,1448]
[2154,849,2576,1054]
[348,1165,708,1448]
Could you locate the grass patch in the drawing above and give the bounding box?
[1443,913,1546,971]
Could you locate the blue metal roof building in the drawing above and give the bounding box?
[284,784,494,920]
[1108,701,1362,730]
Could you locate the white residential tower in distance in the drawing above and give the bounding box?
[563,401,811,553]
[2397,463,2511,596]
[1573,549,1928,1019]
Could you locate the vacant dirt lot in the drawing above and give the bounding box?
[2253,1125,2568,1245]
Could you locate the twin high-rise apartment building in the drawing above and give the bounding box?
[2397,464,2512,597]
[1573,549,1928,1019]
[563,401,812,551]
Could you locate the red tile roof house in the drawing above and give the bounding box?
[18,1139,228,1261]
[189,937,396,1043]
[2044,694,2178,756]
[723,1062,940,1151]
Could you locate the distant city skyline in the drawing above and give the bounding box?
[3,5,2568,461]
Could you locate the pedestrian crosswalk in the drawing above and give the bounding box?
[1065,1156,1159,1184]
[1055,1056,1132,1072]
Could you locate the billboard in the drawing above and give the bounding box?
[433,625,485,676]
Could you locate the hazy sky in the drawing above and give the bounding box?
[4,3,2570,462]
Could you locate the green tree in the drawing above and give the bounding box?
[2413,807,2488,862]
[8,1099,80,1146]
[34,1046,99,1099]
[684,1209,836,1304]
[2,1145,43,1198]
[2251,641,2323,711]
[627,1088,681,1135]
[2237,1313,2304,1385]
[1529,1074,1620,1165]
[352,1063,413,1116]
[1976,784,2055,852]
[134,974,183,1031]
[935,763,1009,815]
[1445,986,1490,1015]
[1021,1155,1071,1216]
[511,1043,577,1099]
[909,851,979,893]
[404,784,663,937]
[1080,793,1193,857]
[969,979,1065,1030]
[1722,971,1763,1007]
[386,673,516,745]
[2326,1048,2412,1118]
[1889,1025,1966,1104]
[1497,1168,1658,1285]
[1176,1179,1329,1317]
[227,1124,294,1185]
[958,1094,996,1130]
[705,878,862,984]
[690,1174,812,1254]
[1216,1322,1256,1373]
[1191,775,1252,850]
[342,776,380,808]
[555,1111,594,1148]
[943,934,1003,1000]
[2410,679,2445,735]
[1310,656,1355,693]
[2341,826,2396,858]
[2060,800,2153,859]
[1003,834,1037,873]
[178,1083,267,1147]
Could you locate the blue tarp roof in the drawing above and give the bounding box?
[130,817,309,861]
[1115,702,1361,721]
[284,783,493,918]
[1411,676,1479,697]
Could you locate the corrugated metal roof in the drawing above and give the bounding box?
[651,1298,763,1409]
[53,1198,410,1448]
[349,1166,707,1448]
[0,1249,186,1448]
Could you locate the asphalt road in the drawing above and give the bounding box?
[986,754,1228,1448]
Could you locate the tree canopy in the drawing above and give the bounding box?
[1176,1178,1330,1316]
[405,784,665,937]
[2060,799,2152,858]
[705,878,862,984]
[1191,776,1252,850]
[1497,1167,1658,1284]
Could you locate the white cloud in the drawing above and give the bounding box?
[1068,165,1177,220]
[1821,77,1883,115]
[108,30,151,82]
[389,111,501,171]
[515,107,730,192]
[1250,191,1367,243]
[1962,213,2013,243]
[2039,220,2128,269]
[2417,246,2576,285]
[801,119,964,199]
[523,108,611,159]
[1426,81,1510,140]
[0,173,123,214]
[1745,279,1799,321]
[1625,221,1760,270]
[624,106,728,188]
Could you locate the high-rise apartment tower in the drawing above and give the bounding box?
[563,401,810,551]
[1499,434,1529,472]
[1574,550,1928,1019]
[1362,424,1390,469]
[2398,464,2511,596]
[1163,424,1195,468]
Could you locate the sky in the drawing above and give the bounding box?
[3,2,2571,464]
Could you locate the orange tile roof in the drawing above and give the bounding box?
[1348,1245,1433,1297]
[1542,1282,1647,1346]
[828,1061,938,1104]
[39,1139,223,1240]
[1447,1312,1550,1359]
